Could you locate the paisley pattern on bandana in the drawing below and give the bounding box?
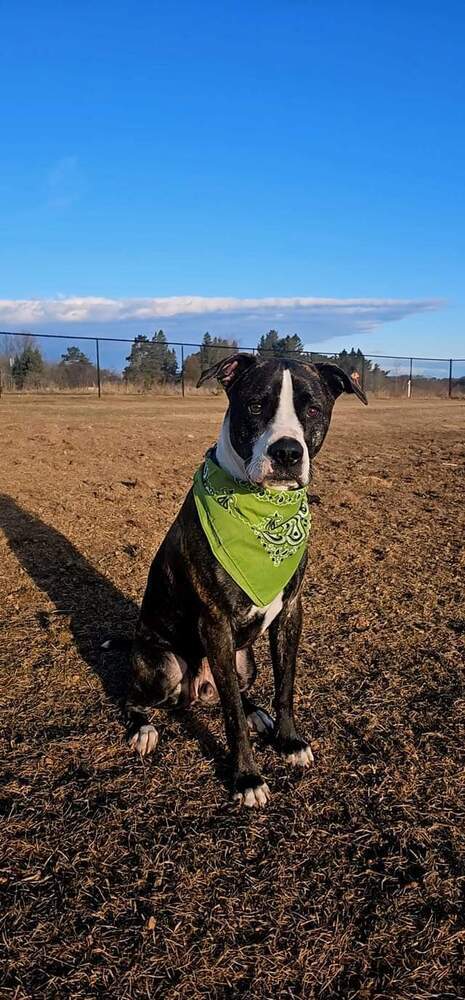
[193,454,311,606]
[251,502,309,566]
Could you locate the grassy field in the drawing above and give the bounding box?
[1,395,464,999]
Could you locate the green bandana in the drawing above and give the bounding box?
[193,455,310,607]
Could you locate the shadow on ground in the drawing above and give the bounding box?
[0,493,137,703]
[0,493,228,780]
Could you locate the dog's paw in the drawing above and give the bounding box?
[280,738,314,767]
[129,724,159,756]
[246,707,274,737]
[233,773,271,809]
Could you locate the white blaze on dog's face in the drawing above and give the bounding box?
[246,369,310,488]
[199,354,367,489]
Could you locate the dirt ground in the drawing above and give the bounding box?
[1,394,464,1000]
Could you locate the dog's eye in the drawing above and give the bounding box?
[305,405,321,419]
[248,402,262,416]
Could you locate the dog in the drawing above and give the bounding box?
[104,353,367,807]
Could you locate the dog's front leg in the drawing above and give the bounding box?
[200,613,271,808]
[269,595,314,767]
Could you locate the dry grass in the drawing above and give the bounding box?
[1,395,465,999]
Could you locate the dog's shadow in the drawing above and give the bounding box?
[0,494,229,784]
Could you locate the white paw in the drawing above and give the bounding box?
[284,744,314,767]
[233,781,271,809]
[130,724,159,756]
[247,708,274,736]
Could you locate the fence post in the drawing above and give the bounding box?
[181,345,185,398]
[95,339,101,398]
[448,359,453,398]
[361,355,365,391]
[407,357,413,399]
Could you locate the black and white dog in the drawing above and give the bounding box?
[108,354,366,807]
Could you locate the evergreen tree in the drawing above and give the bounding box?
[257,330,304,357]
[199,332,213,371]
[257,330,280,355]
[11,344,44,389]
[123,331,177,387]
[59,346,97,388]
[122,335,151,385]
[274,334,304,356]
[153,330,178,383]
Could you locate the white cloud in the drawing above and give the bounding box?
[0,295,441,328]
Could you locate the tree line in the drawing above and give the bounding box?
[1,329,379,392]
[2,329,454,395]
[0,335,118,391]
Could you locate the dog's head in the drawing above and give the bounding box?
[197,353,367,489]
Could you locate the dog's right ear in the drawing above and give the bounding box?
[196,353,257,391]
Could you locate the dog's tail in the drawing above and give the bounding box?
[101,637,133,652]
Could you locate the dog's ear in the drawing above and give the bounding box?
[314,363,368,405]
[196,353,257,391]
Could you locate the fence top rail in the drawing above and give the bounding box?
[0,330,463,364]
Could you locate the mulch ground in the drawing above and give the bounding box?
[1,394,464,999]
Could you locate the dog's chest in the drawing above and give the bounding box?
[242,592,283,635]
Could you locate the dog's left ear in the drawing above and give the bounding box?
[314,363,368,405]
[196,352,257,391]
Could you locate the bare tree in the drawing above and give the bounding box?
[0,332,35,359]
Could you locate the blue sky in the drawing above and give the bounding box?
[1,0,464,367]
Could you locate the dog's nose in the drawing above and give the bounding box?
[268,437,303,468]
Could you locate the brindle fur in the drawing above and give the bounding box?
[124,354,367,804]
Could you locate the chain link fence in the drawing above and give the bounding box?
[1,330,464,399]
